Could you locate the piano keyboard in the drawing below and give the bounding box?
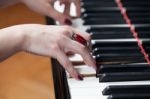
[65,0,150,99]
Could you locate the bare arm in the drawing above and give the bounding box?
[0,24,96,80]
[0,0,81,25]
[0,0,19,8]
[0,0,72,25]
[0,25,25,61]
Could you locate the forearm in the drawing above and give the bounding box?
[0,0,20,8]
[0,25,25,61]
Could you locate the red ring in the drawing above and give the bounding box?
[72,33,87,46]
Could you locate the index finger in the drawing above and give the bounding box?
[63,2,71,16]
[74,0,81,17]
[64,38,96,70]
[56,48,83,80]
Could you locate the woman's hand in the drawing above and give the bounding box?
[20,24,96,80]
[0,0,81,24]
[60,0,81,17]
[20,0,72,25]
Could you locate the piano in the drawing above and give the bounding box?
[48,0,150,99]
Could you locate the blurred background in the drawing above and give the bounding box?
[0,3,55,99]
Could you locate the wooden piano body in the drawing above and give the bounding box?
[0,3,55,99]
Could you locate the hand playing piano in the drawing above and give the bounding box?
[22,24,96,80]
[59,0,81,17]
[20,0,81,25]
[1,24,96,80]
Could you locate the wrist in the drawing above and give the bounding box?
[0,25,27,56]
[18,24,45,52]
[16,24,33,52]
[6,24,29,52]
[11,25,27,52]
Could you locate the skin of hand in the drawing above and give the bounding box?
[60,0,81,17]
[0,0,81,24]
[20,0,73,25]
[0,24,96,80]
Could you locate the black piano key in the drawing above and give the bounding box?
[92,41,138,48]
[98,72,150,82]
[123,2,150,8]
[82,15,123,20]
[122,0,150,4]
[83,0,150,2]
[83,8,121,14]
[108,94,150,99]
[93,47,140,55]
[84,7,150,13]
[95,53,145,63]
[103,85,150,95]
[91,32,150,39]
[131,18,150,24]
[82,13,123,19]
[98,64,150,74]
[122,0,150,2]
[128,13,150,19]
[84,18,126,25]
[82,2,117,7]
[91,33,134,39]
[82,0,115,2]
[87,26,150,39]
[143,41,150,46]
[135,26,150,32]
[84,16,150,25]
[91,31,130,35]
[126,10,150,16]
[87,27,131,33]
[93,46,150,55]
[138,32,150,38]
[82,12,150,19]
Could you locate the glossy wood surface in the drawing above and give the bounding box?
[0,3,55,99]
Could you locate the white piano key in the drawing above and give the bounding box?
[74,65,96,75]
[66,65,96,77]
[67,76,150,99]
[71,96,107,99]
[69,54,95,62]
[54,1,77,17]
[69,54,83,62]
[68,77,104,99]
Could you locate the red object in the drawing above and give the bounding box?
[73,34,87,46]
[78,75,83,81]
[116,0,150,64]
[64,19,72,25]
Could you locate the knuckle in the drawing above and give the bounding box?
[61,28,70,36]
[51,44,59,51]
[63,26,71,31]
[67,67,76,76]
[86,33,91,40]
[80,45,87,52]
[56,35,66,43]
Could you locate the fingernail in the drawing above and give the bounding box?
[77,75,83,81]
[65,19,72,25]
[66,51,75,57]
